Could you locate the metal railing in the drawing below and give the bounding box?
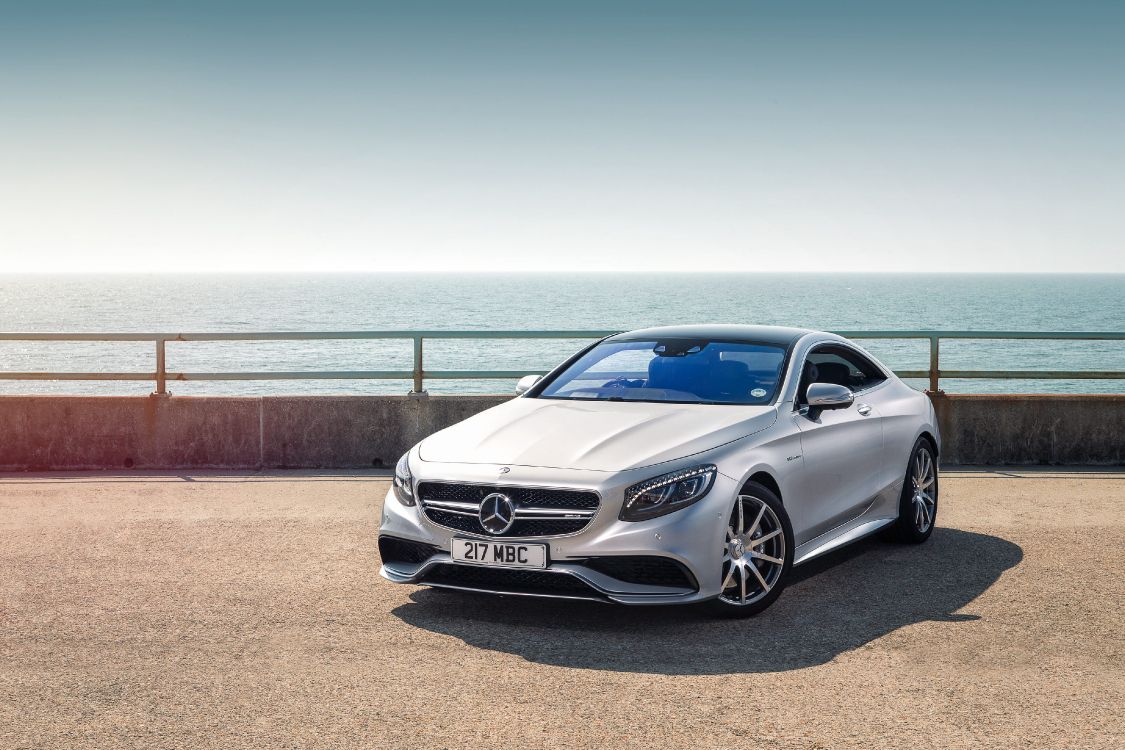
[832,330,1125,392]
[0,330,1122,395]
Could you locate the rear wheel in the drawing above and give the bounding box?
[889,437,938,543]
[705,481,793,617]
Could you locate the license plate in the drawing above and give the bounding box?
[451,538,547,569]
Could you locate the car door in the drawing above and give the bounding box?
[787,346,886,545]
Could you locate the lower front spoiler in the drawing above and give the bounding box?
[381,554,704,606]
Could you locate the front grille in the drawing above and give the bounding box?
[422,509,483,535]
[505,518,588,536]
[419,482,598,510]
[378,535,438,565]
[584,556,698,590]
[424,508,588,537]
[420,563,603,598]
[418,482,600,538]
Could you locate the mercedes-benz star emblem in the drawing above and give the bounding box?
[478,492,515,535]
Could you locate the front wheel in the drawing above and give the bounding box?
[889,437,938,543]
[704,481,794,618]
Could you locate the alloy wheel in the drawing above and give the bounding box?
[911,448,936,533]
[719,494,786,606]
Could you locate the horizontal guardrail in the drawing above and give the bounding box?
[0,330,1122,394]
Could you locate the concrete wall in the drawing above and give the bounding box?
[931,394,1124,465]
[0,395,507,471]
[0,393,1121,470]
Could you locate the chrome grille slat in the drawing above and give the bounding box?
[514,508,595,518]
[418,481,600,537]
[424,499,481,514]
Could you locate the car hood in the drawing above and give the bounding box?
[418,397,777,472]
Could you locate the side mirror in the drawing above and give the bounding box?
[515,374,541,395]
[804,382,853,420]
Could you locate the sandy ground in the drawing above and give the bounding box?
[0,469,1122,750]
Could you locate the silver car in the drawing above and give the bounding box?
[379,325,940,616]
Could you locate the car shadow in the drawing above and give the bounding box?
[389,528,1023,674]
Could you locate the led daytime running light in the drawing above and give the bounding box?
[621,464,717,521]
[627,465,715,504]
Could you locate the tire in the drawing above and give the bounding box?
[888,437,938,543]
[704,481,794,618]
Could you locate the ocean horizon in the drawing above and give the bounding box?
[1,272,1122,396]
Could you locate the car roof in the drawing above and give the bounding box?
[608,324,813,347]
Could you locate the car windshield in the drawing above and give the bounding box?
[536,339,787,405]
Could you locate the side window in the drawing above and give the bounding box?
[799,346,886,400]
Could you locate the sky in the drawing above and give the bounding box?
[0,1,1122,273]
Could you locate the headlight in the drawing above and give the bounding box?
[620,464,716,521]
[393,451,415,506]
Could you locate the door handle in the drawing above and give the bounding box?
[857,403,872,416]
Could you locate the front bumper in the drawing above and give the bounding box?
[378,460,737,605]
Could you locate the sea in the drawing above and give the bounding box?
[0,273,1121,396]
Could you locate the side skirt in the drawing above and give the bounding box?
[792,516,896,566]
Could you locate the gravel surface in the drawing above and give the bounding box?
[1,469,1122,749]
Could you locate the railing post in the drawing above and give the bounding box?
[411,337,425,394]
[928,335,940,393]
[154,338,168,395]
